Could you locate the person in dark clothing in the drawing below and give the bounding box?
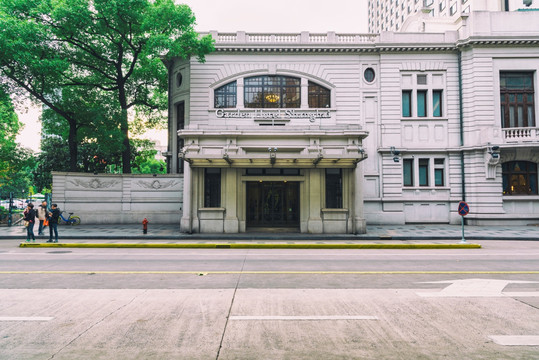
[47,204,60,243]
[23,203,36,242]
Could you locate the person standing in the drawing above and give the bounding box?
[47,204,60,243]
[23,203,36,242]
[36,201,49,236]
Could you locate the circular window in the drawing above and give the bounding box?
[364,67,375,83]
[176,73,183,88]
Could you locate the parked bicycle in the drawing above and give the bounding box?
[59,211,81,226]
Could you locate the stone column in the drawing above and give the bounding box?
[180,163,192,233]
[223,168,239,233]
[353,164,366,234]
[307,169,323,233]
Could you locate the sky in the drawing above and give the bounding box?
[15,0,369,152]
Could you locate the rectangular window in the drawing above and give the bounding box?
[204,168,221,207]
[176,102,185,174]
[325,169,343,208]
[402,90,412,117]
[450,3,457,15]
[417,90,427,117]
[419,159,429,186]
[403,159,414,186]
[503,161,538,195]
[434,158,445,186]
[500,72,535,128]
[439,0,446,11]
[433,90,443,117]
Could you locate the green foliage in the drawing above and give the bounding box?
[0,0,214,173]
[0,86,35,195]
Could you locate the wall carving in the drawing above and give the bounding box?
[69,178,120,189]
[137,179,180,190]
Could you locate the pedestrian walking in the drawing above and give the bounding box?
[23,203,36,242]
[36,201,49,235]
[47,204,60,243]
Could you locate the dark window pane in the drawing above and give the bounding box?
[502,161,538,195]
[403,159,413,186]
[500,72,535,128]
[433,90,442,117]
[244,75,301,108]
[325,169,343,208]
[214,82,237,108]
[435,168,444,186]
[308,81,331,108]
[419,159,429,186]
[204,168,221,207]
[417,90,427,117]
[402,91,412,117]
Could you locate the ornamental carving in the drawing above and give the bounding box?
[69,178,119,189]
[137,180,179,190]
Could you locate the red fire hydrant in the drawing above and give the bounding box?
[142,218,148,234]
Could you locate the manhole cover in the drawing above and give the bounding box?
[47,251,72,254]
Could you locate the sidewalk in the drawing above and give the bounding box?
[1,223,538,241]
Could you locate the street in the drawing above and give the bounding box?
[0,239,538,359]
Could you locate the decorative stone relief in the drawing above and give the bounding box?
[137,180,179,190]
[69,178,120,189]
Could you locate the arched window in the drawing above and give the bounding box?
[502,161,538,195]
[214,81,237,108]
[308,81,331,108]
[244,76,300,108]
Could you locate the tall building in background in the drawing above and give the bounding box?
[368,0,539,33]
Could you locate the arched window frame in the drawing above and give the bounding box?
[212,74,333,109]
[308,81,331,108]
[214,81,237,108]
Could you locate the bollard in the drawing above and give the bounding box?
[142,218,148,234]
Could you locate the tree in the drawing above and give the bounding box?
[0,0,214,173]
[0,87,34,196]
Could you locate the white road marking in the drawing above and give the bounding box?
[230,315,378,321]
[489,335,539,346]
[417,279,538,298]
[0,316,53,321]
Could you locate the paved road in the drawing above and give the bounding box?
[0,240,538,359]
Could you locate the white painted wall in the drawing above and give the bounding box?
[52,173,183,224]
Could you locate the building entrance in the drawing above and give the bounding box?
[246,181,299,228]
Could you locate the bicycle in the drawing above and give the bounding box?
[59,211,81,226]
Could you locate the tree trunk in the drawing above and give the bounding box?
[120,109,131,174]
[67,119,78,172]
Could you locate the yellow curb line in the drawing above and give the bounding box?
[0,270,537,275]
[19,243,481,249]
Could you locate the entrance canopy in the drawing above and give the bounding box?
[178,126,368,168]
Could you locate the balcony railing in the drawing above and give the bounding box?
[502,127,539,142]
[207,31,378,45]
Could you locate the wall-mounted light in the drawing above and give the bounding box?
[268,147,277,165]
[223,153,233,165]
[487,144,500,160]
[390,146,401,163]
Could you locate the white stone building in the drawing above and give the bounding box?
[165,10,539,233]
[368,0,539,33]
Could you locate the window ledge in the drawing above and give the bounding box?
[502,195,539,201]
[400,117,448,121]
[403,187,450,190]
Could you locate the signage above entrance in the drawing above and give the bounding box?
[215,109,331,122]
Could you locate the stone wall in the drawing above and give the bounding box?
[51,172,183,224]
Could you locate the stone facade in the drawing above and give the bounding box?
[165,10,539,232]
[51,172,183,224]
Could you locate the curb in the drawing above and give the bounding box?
[19,243,482,249]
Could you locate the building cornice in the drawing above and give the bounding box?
[206,31,539,54]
